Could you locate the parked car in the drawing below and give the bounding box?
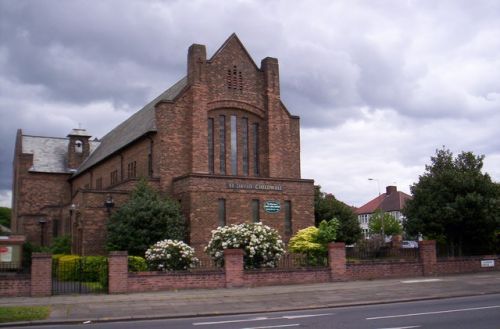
[401,240,419,248]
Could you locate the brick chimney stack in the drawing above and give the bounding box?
[386,186,397,195]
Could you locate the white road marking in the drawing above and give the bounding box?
[193,312,333,325]
[400,279,442,283]
[241,325,300,329]
[193,317,270,325]
[376,326,421,329]
[283,313,333,319]
[367,305,500,320]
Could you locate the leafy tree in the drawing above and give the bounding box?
[314,186,362,244]
[106,180,185,256]
[369,210,402,237]
[288,219,340,266]
[0,207,11,228]
[403,148,500,255]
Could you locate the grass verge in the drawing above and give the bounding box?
[0,306,50,323]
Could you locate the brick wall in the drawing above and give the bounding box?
[128,271,225,293]
[0,275,31,297]
[30,253,51,297]
[244,269,330,286]
[436,256,499,274]
[347,261,423,280]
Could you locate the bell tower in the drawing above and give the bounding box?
[67,128,91,170]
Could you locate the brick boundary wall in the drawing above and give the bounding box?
[347,261,423,280]
[30,253,52,297]
[436,256,499,274]
[108,251,128,294]
[0,275,31,297]
[1,241,498,297]
[128,271,225,293]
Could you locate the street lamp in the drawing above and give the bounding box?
[104,194,114,214]
[368,178,381,196]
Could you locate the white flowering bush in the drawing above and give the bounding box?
[205,223,285,269]
[145,239,199,271]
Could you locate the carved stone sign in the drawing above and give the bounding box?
[226,183,283,191]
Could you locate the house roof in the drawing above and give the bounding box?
[73,76,188,176]
[356,186,412,215]
[21,135,100,174]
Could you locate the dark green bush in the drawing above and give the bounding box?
[82,256,108,287]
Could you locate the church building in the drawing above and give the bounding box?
[11,34,315,255]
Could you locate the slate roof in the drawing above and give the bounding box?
[74,76,188,176]
[21,135,100,173]
[356,186,412,215]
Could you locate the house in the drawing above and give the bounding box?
[11,34,315,255]
[356,186,412,238]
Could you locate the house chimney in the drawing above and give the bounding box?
[386,186,397,195]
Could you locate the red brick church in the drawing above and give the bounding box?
[11,34,315,255]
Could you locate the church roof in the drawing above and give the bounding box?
[74,76,188,176]
[21,135,100,173]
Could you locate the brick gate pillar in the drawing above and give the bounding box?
[419,240,437,276]
[108,251,128,294]
[31,253,52,297]
[224,249,245,288]
[328,242,346,281]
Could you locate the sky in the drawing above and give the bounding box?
[0,0,499,208]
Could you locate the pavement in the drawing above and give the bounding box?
[1,272,499,327]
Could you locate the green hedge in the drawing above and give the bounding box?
[128,256,147,272]
[53,255,108,287]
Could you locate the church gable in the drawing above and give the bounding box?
[205,34,266,107]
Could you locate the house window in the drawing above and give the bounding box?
[242,117,249,176]
[148,153,153,177]
[208,118,214,174]
[127,161,137,178]
[218,198,226,227]
[252,123,259,176]
[219,115,226,175]
[284,200,292,235]
[252,199,260,223]
[110,170,118,185]
[230,115,237,175]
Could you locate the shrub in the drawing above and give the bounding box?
[81,256,108,287]
[288,219,340,266]
[145,240,198,271]
[106,180,185,256]
[205,223,285,269]
[56,255,81,281]
[50,235,71,254]
[128,256,148,272]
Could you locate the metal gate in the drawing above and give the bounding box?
[52,256,108,295]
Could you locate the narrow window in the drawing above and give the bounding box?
[148,153,153,177]
[230,115,237,175]
[218,198,226,227]
[242,117,249,176]
[284,200,292,235]
[219,115,226,174]
[208,118,214,174]
[252,199,260,223]
[75,140,83,153]
[53,219,59,238]
[96,177,102,190]
[252,123,260,176]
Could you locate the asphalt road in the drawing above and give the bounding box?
[5,294,500,329]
